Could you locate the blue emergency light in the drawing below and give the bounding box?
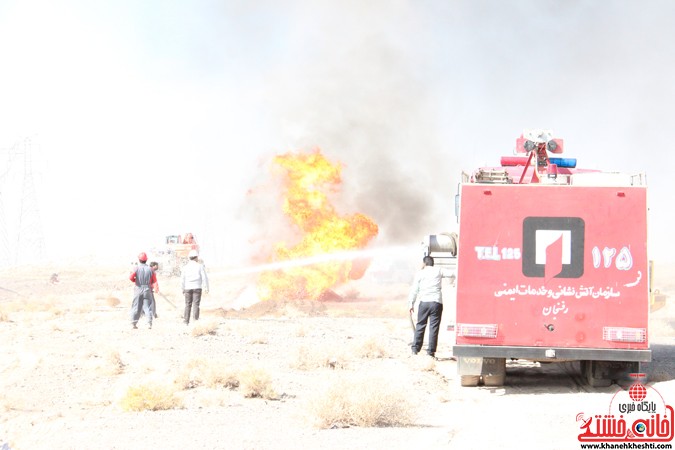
[549,157,577,168]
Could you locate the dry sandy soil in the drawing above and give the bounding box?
[1,261,674,450]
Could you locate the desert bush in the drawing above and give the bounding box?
[70,303,92,314]
[100,350,125,376]
[291,346,313,370]
[119,384,183,411]
[19,298,63,315]
[340,288,360,300]
[249,335,268,344]
[191,321,218,337]
[204,364,240,389]
[308,375,415,428]
[239,367,277,399]
[0,301,18,314]
[175,358,240,390]
[174,358,209,389]
[291,345,347,370]
[105,297,121,307]
[0,309,8,322]
[355,337,387,359]
[411,355,436,372]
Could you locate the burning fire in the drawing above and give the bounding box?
[257,149,379,300]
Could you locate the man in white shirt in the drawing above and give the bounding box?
[181,249,209,325]
[408,256,454,357]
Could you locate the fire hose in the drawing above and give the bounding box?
[0,286,22,297]
[156,291,178,310]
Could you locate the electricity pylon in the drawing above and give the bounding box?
[0,137,45,266]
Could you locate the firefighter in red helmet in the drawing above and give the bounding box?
[129,251,157,329]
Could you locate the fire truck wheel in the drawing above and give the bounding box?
[460,375,480,387]
[581,360,612,387]
[587,375,612,388]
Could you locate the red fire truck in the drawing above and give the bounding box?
[427,130,650,387]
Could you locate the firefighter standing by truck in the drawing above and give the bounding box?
[408,255,454,358]
[181,249,209,325]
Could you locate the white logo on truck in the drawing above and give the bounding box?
[522,217,585,279]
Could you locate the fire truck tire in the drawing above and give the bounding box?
[587,375,612,388]
[581,360,612,387]
[460,375,480,387]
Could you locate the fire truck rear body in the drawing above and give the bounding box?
[449,131,650,386]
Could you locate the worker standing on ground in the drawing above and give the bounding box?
[149,261,160,319]
[181,249,209,325]
[408,255,454,358]
[129,252,157,330]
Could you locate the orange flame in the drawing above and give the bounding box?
[257,149,378,300]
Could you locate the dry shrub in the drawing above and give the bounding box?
[175,358,240,390]
[295,325,306,337]
[101,350,125,376]
[291,346,313,370]
[187,389,232,408]
[20,299,44,313]
[0,396,14,413]
[0,309,8,322]
[70,303,92,314]
[384,320,398,333]
[249,335,268,344]
[323,355,346,370]
[191,321,218,337]
[20,298,62,315]
[291,345,347,371]
[119,383,183,411]
[106,297,121,307]
[411,355,436,372]
[50,307,65,317]
[174,358,209,389]
[0,301,19,314]
[340,288,360,300]
[308,375,415,428]
[204,364,240,389]
[2,393,28,414]
[356,337,387,359]
[239,367,277,399]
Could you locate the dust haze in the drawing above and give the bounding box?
[1,0,674,267]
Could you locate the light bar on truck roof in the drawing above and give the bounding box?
[456,323,498,338]
[548,157,576,168]
[602,327,647,343]
[500,156,577,168]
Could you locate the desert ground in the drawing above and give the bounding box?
[1,260,674,450]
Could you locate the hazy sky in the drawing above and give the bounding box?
[1,0,674,266]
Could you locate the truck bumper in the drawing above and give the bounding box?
[453,345,651,362]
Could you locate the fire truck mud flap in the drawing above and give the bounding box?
[458,356,506,387]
